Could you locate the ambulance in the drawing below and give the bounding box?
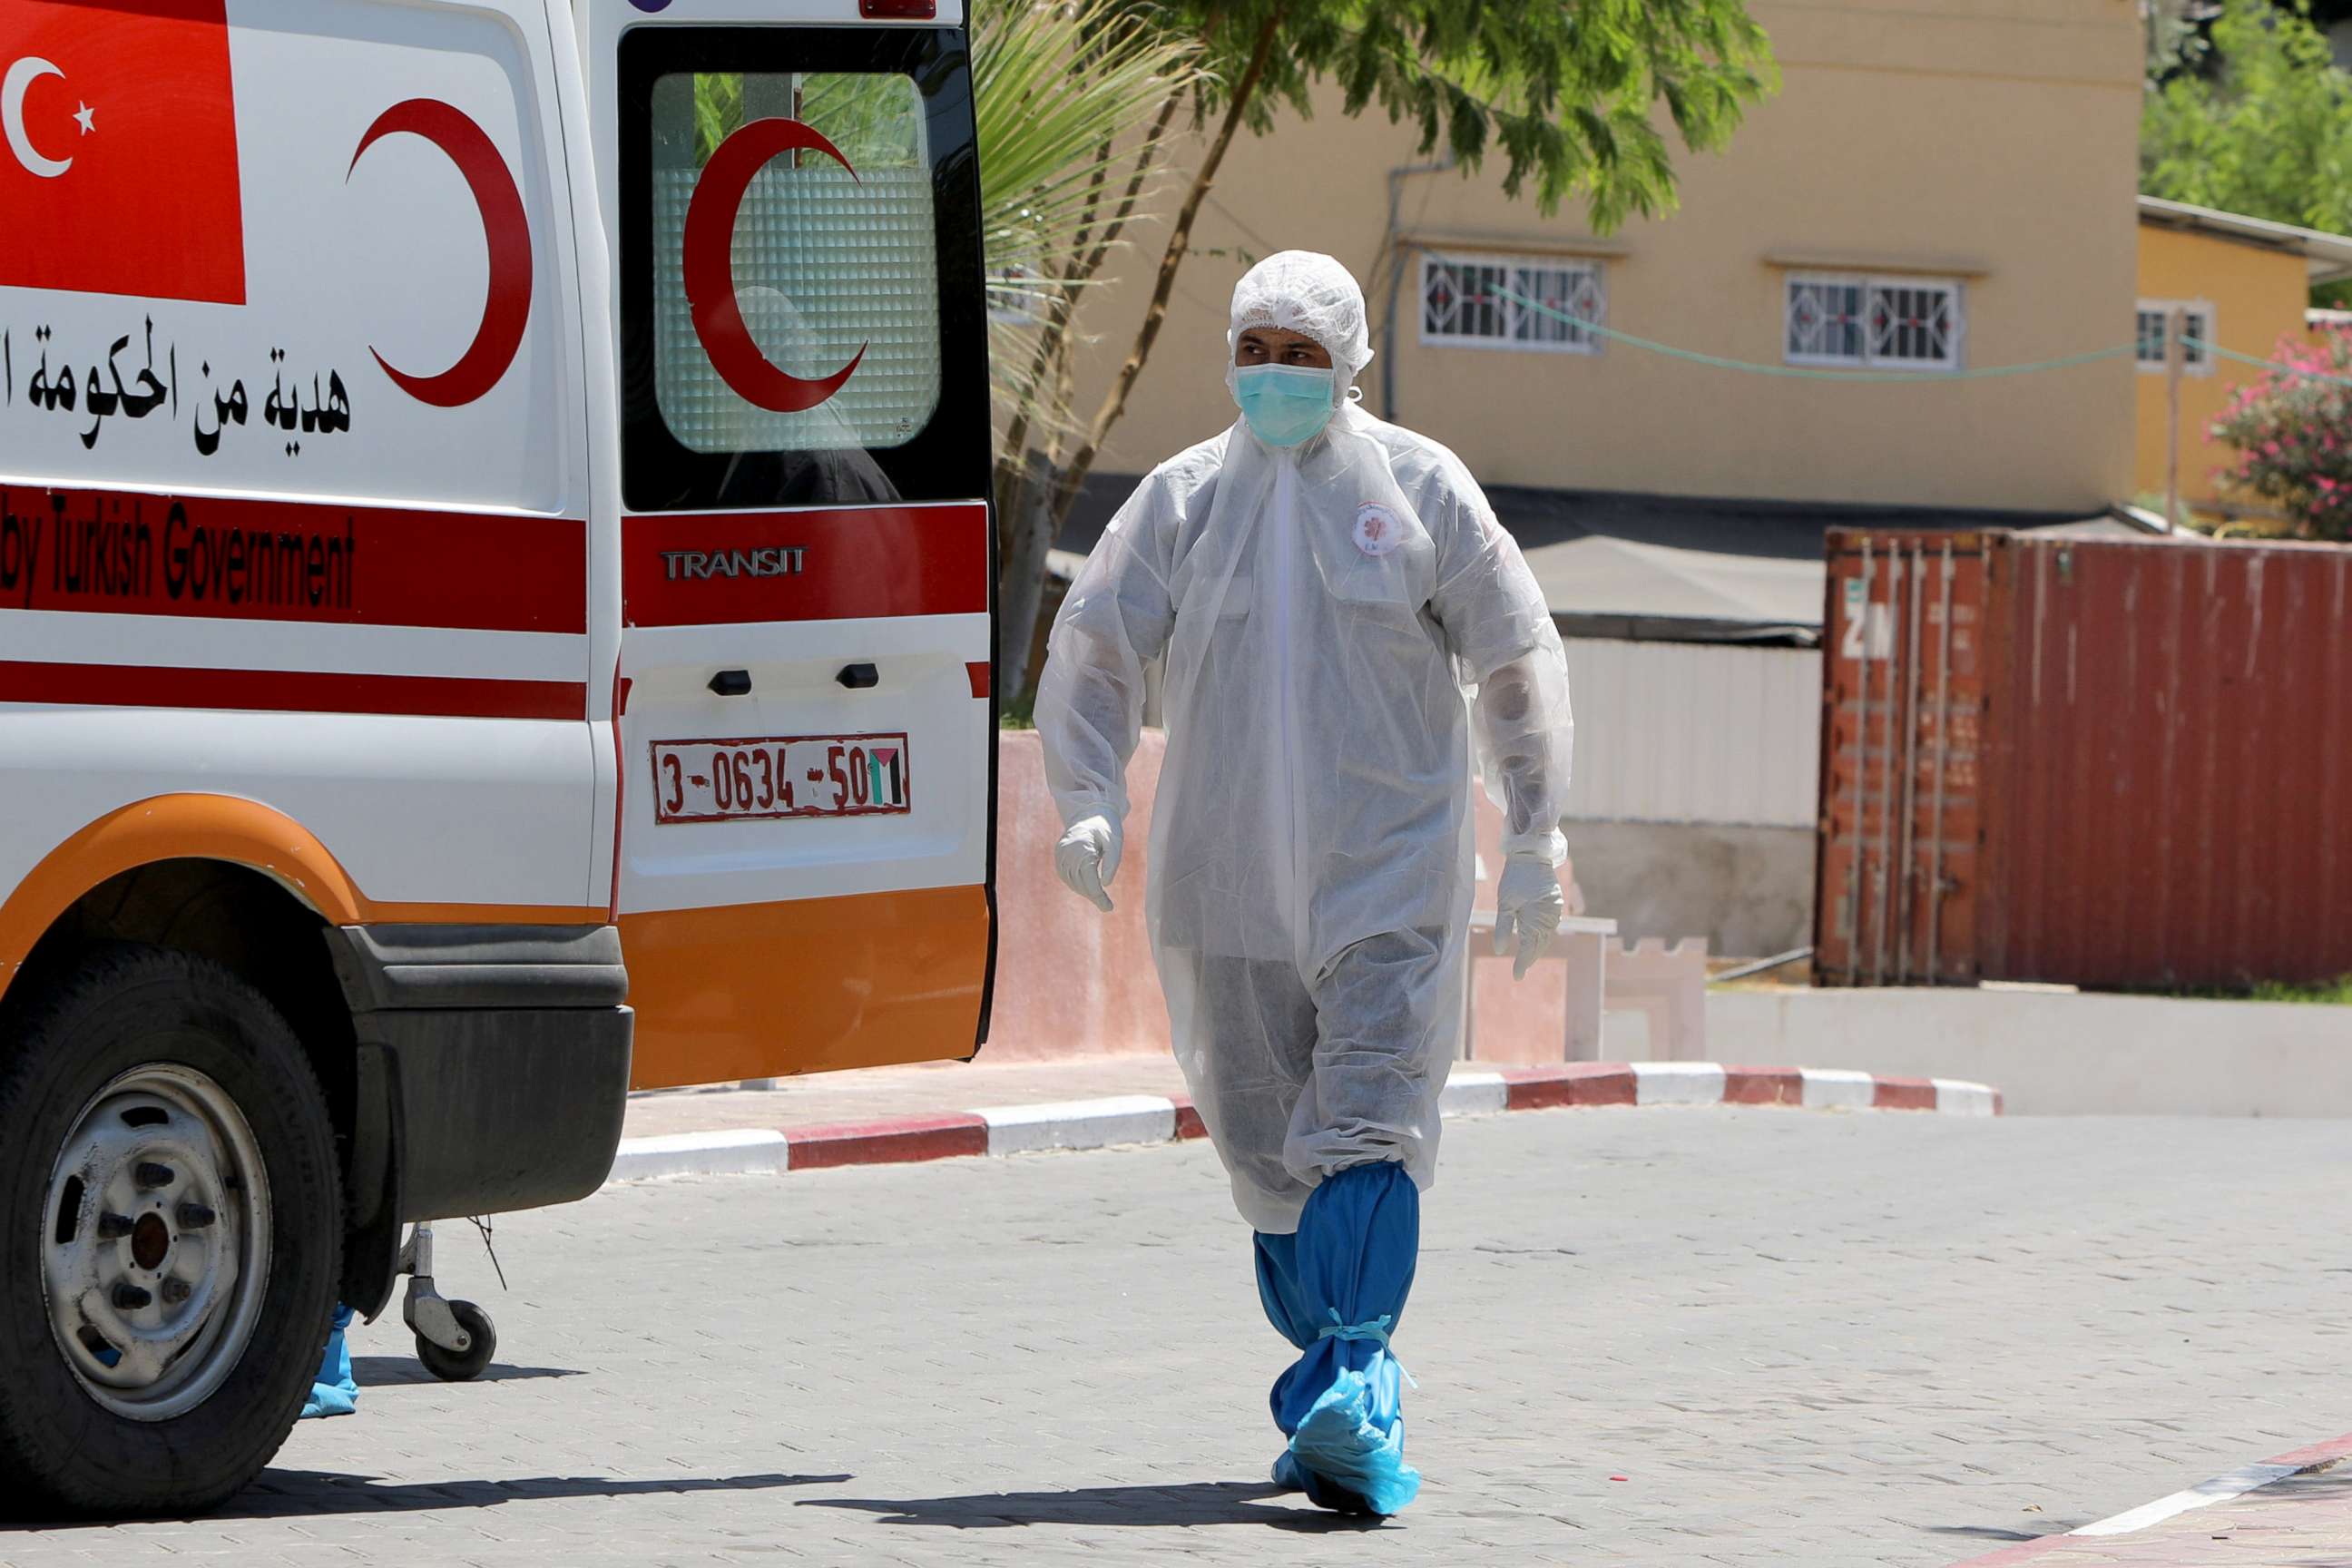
[0,0,994,1515]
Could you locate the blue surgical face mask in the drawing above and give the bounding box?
[1232,363,1338,447]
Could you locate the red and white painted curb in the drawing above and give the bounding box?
[1944,1431,2352,1564]
[605,1064,2002,1186]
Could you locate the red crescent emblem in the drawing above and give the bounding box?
[348,100,534,408]
[682,118,867,413]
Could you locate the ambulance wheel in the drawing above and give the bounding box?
[0,945,341,1519]
[415,1301,495,1382]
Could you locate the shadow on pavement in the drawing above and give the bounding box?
[803,1481,1387,1533]
[350,1356,584,1387]
[211,1470,854,1519]
[1923,1523,2067,1544]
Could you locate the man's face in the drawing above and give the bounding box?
[1235,326,1333,370]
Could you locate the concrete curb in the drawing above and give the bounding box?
[1942,1430,2352,1564]
[605,1064,2003,1186]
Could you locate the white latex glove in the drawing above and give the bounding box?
[1494,853,1564,981]
[1054,814,1122,913]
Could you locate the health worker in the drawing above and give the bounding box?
[1037,250,1574,1516]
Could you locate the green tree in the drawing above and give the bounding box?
[974,4,1209,681]
[1001,0,1776,696]
[2142,0,2352,289]
[2276,0,2352,31]
[2141,0,2216,85]
[974,3,1210,417]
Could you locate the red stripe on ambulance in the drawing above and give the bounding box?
[0,660,583,720]
[0,486,584,632]
[622,504,988,628]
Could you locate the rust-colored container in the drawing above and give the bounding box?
[1815,528,2352,988]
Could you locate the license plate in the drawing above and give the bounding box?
[651,734,912,824]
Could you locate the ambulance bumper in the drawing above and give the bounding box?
[328,925,633,1221]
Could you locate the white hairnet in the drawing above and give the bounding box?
[1227,250,1376,385]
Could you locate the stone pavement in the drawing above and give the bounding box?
[8,1110,2352,1567]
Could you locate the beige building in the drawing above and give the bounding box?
[1072,0,2144,517]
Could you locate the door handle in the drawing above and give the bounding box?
[708,669,752,697]
[836,662,879,691]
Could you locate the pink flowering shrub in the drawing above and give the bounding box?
[2210,327,2352,540]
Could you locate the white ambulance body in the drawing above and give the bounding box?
[0,0,992,1514]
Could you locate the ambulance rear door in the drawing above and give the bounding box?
[585,1,995,1088]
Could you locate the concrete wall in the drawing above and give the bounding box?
[998,743,2352,1118]
[991,729,1592,1063]
[1712,986,2352,1115]
[1566,821,1816,958]
[989,730,1172,1061]
[2135,222,2313,513]
[1068,0,2141,513]
[1553,638,1824,958]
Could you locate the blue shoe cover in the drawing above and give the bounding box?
[1287,1368,1421,1516]
[300,1381,358,1420]
[298,1304,358,1420]
[1270,1451,1307,1493]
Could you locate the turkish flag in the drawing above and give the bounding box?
[0,0,244,303]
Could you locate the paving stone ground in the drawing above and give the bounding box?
[6,1108,2351,1567]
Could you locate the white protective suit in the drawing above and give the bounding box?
[1037,252,1573,1232]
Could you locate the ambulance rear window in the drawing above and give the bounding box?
[650,71,938,456]
[620,28,987,512]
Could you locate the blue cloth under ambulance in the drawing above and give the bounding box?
[299,1303,358,1420]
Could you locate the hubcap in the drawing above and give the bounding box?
[40,1063,272,1421]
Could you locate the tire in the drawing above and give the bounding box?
[415,1299,495,1382]
[0,944,342,1519]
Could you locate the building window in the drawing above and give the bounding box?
[1785,274,1965,371]
[1420,254,1606,353]
[2135,299,2214,375]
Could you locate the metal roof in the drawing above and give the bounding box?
[2137,195,2352,284]
[1494,491,2123,645]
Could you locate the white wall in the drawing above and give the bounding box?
[1712,988,2352,1116]
[1563,639,1821,828]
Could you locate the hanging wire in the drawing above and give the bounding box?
[1486,279,2135,382]
[2208,343,2352,389]
[1404,249,2352,389]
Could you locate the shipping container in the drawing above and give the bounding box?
[1814,528,2352,989]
